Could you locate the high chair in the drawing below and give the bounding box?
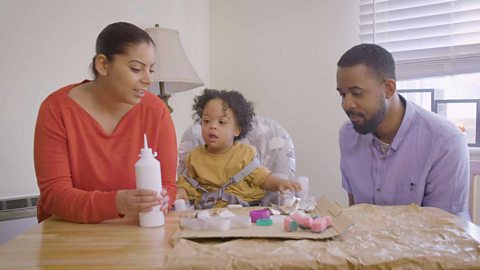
[177,115,296,207]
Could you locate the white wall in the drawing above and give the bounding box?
[210,0,359,206]
[0,0,210,199]
[0,0,360,206]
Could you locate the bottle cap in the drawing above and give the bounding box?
[140,133,157,157]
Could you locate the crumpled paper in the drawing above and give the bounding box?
[165,204,480,269]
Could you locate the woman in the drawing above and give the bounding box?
[34,22,177,223]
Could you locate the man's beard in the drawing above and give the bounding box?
[347,99,386,135]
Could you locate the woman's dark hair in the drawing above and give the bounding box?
[337,43,396,81]
[193,89,255,141]
[91,22,154,77]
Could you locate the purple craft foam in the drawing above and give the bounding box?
[249,209,270,223]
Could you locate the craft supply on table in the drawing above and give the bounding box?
[135,134,164,227]
[180,209,251,231]
[286,213,333,233]
[284,217,298,232]
[256,218,273,226]
[174,199,186,211]
[249,209,271,223]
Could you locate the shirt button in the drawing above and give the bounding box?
[376,188,381,192]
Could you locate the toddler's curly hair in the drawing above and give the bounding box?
[192,89,255,140]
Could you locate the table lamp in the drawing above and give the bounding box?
[145,24,204,112]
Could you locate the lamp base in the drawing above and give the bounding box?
[157,81,173,113]
[158,92,173,113]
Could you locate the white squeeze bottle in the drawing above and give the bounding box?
[135,134,164,227]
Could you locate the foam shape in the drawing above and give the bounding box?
[298,215,313,230]
[291,212,307,223]
[256,218,273,226]
[208,217,230,231]
[230,216,252,229]
[284,217,298,232]
[249,209,270,223]
[227,204,243,208]
[311,218,327,233]
[271,215,285,225]
[219,209,236,219]
[180,218,208,230]
[197,210,210,220]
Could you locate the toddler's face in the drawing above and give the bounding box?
[201,98,240,154]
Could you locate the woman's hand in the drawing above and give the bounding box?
[159,188,169,214]
[116,189,169,215]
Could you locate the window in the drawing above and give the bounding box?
[434,99,480,146]
[398,73,480,147]
[360,0,480,80]
[360,0,480,147]
[397,89,434,111]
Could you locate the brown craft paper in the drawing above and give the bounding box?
[165,198,480,269]
[173,197,352,241]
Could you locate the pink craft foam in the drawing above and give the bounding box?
[291,213,304,223]
[284,217,298,232]
[249,209,270,223]
[311,218,327,233]
[298,215,313,229]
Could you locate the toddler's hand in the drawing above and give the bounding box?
[278,180,302,193]
[176,188,189,201]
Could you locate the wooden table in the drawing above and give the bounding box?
[0,206,479,269]
[0,212,182,270]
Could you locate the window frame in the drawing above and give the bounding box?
[433,99,480,147]
[397,89,435,112]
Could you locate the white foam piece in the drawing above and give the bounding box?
[227,204,243,208]
[230,216,251,229]
[218,209,236,218]
[197,210,210,220]
[271,215,285,224]
[208,217,230,231]
[180,218,208,230]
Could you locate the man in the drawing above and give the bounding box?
[336,43,470,220]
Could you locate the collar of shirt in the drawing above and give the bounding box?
[380,95,415,152]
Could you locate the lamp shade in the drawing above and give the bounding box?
[145,25,204,94]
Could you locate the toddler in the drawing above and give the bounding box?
[176,89,301,209]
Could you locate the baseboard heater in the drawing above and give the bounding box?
[0,196,38,221]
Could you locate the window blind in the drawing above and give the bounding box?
[360,0,480,80]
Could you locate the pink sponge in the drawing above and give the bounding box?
[290,213,313,229]
[284,217,298,232]
[310,216,333,233]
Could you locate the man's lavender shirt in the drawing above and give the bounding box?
[340,96,470,220]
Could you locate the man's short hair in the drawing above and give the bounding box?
[337,43,396,81]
